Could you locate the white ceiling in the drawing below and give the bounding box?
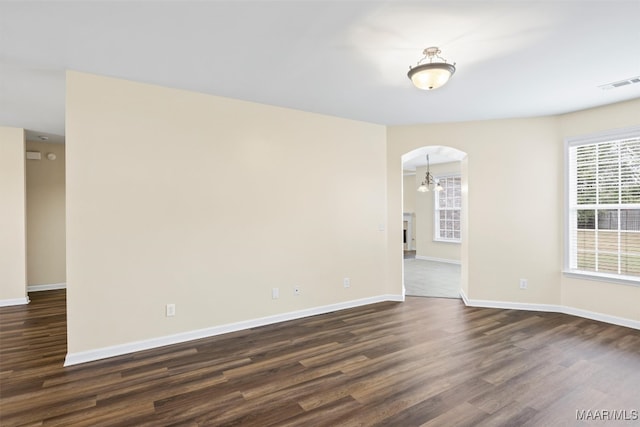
[1,0,639,147]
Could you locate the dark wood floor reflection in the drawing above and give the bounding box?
[1,290,639,426]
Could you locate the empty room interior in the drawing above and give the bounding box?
[1,1,639,425]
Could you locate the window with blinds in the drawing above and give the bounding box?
[567,127,640,283]
[435,175,461,242]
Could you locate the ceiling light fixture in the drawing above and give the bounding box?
[408,47,456,90]
[417,155,443,192]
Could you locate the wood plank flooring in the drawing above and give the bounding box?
[1,290,640,426]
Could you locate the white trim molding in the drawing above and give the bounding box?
[64,293,405,366]
[415,255,461,265]
[459,289,640,331]
[0,296,30,307]
[27,282,66,292]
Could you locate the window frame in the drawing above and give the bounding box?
[434,174,462,243]
[564,125,640,286]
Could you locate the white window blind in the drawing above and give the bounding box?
[435,175,461,242]
[567,129,640,282]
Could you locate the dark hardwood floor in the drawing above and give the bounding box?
[1,290,639,426]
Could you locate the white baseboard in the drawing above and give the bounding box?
[459,289,640,330]
[64,293,405,366]
[28,283,66,292]
[560,306,640,331]
[415,255,461,265]
[0,296,30,307]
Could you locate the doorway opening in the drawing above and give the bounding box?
[25,137,66,293]
[401,146,467,299]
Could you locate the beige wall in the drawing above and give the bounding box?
[388,116,562,305]
[558,98,640,321]
[66,71,392,355]
[402,174,416,250]
[402,174,415,213]
[0,126,27,304]
[414,161,461,262]
[460,157,469,297]
[26,141,66,286]
[61,71,640,359]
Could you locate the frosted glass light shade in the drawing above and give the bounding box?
[408,63,456,90]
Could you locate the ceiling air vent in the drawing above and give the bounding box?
[599,76,640,90]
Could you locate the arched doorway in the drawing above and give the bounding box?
[401,146,467,299]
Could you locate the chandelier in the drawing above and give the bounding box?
[417,155,443,192]
[408,47,456,90]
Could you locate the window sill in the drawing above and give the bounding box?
[433,239,461,244]
[563,270,640,287]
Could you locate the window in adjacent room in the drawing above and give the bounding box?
[566,126,640,283]
[434,175,461,242]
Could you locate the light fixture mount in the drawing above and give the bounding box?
[423,46,441,57]
[408,46,456,90]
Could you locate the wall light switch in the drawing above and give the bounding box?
[166,303,176,317]
[272,288,279,299]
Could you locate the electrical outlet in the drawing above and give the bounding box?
[166,303,176,317]
[294,286,301,296]
[272,288,279,299]
[343,277,351,288]
[519,279,528,290]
